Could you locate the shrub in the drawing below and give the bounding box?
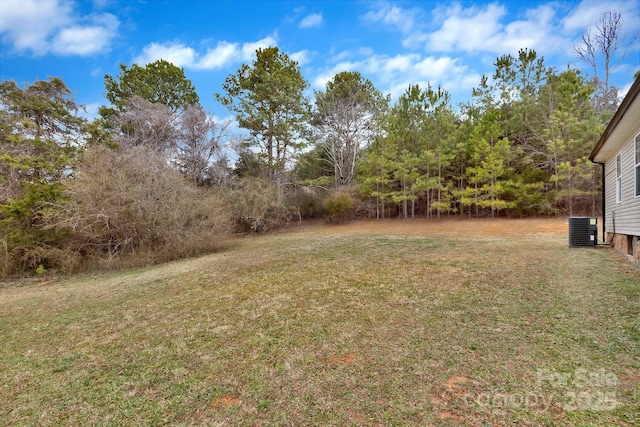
[229,177,292,233]
[325,192,356,223]
[285,184,328,220]
[49,145,233,270]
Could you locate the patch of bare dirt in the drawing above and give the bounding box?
[211,395,242,409]
[430,375,487,425]
[326,352,357,366]
[437,410,464,422]
[444,375,470,392]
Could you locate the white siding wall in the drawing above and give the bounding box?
[604,129,640,236]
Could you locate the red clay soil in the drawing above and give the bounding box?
[211,395,242,408]
[326,352,357,366]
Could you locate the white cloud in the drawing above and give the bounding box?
[413,56,455,78]
[290,50,311,66]
[401,32,429,49]
[0,0,118,56]
[563,0,638,32]
[383,55,481,99]
[398,0,639,60]
[299,13,323,29]
[134,35,279,69]
[241,35,278,61]
[358,47,375,57]
[426,3,507,52]
[0,0,70,54]
[382,54,420,74]
[198,41,239,69]
[52,13,119,56]
[311,51,481,102]
[313,62,357,89]
[499,5,571,55]
[415,2,573,56]
[363,2,419,34]
[134,42,197,68]
[563,0,640,64]
[618,81,633,100]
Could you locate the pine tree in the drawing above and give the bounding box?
[0,78,85,272]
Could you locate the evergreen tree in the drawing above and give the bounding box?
[0,78,85,271]
[217,47,309,203]
[101,59,199,120]
[544,70,602,215]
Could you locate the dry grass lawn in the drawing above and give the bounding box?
[1,218,639,426]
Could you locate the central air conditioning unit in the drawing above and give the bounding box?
[569,217,597,247]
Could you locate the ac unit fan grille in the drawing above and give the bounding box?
[569,217,597,247]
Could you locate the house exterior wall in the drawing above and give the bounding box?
[603,128,640,237]
[591,76,640,264]
[603,127,640,264]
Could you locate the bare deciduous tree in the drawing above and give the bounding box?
[115,95,177,152]
[175,104,230,185]
[574,11,639,115]
[312,71,387,188]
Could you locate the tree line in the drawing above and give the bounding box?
[1,11,634,276]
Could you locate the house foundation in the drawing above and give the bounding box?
[606,232,640,264]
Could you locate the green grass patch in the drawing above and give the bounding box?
[1,220,638,426]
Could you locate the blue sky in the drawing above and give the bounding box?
[1,0,639,123]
